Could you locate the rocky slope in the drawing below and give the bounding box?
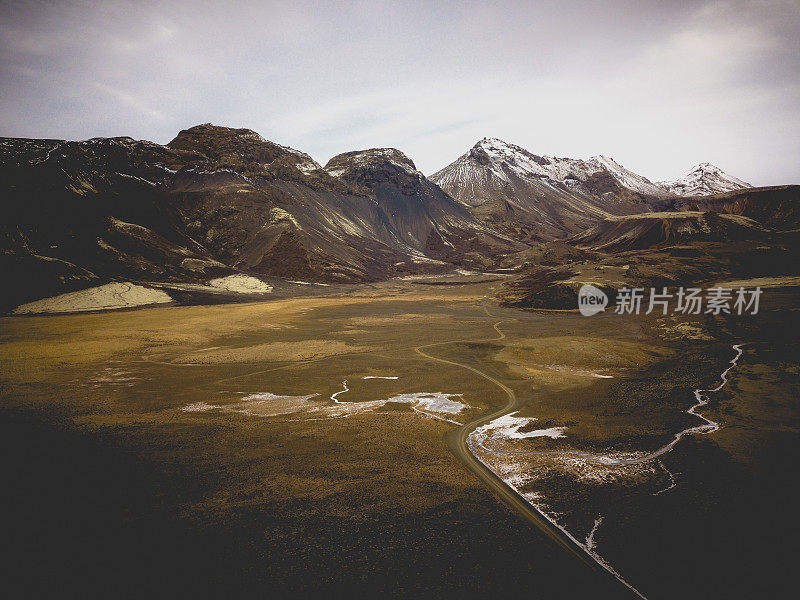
[323,148,520,267]
[430,138,664,242]
[0,125,522,311]
[652,185,800,230]
[499,214,796,310]
[569,211,767,252]
[656,163,752,196]
[0,133,231,310]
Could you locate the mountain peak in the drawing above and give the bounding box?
[430,138,662,242]
[475,136,507,146]
[324,147,418,177]
[472,137,526,155]
[166,124,320,172]
[657,163,751,197]
[466,138,554,171]
[324,147,424,196]
[170,123,265,144]
[436,139,667,197]
[691,162,723,173]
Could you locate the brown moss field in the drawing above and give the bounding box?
[1,279,798,599]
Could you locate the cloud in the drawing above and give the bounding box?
[0,0,797,185]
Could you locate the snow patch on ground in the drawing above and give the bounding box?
[390,392,466,413]
[181,393,319,417]
[287,280,331,286]
[207,274,273,294]
[12,282,172,314]
[471,445,650,599]
[181,402,219,412]
[475,411,567,440]
[181,384,466,424]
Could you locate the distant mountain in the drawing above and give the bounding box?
[0,125,521,310]
[657,163,752,196]
[430,138,662,242]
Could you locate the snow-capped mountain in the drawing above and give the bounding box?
[432,138,667,198]
[656,163,752,197]
[588,154,668,197]
[430,138,658,241]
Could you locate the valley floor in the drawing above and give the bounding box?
[0,278,797,599]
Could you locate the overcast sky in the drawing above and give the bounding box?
[1,0,798,185]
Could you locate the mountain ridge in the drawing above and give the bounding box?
[0,125,521,310]
[0,125,787,312]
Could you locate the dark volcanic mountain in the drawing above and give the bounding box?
[430,138,665,242]
[0,125,521,310]
[0,133,225,310]
[323,148,521,267]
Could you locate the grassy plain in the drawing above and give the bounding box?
[1,278,797,599]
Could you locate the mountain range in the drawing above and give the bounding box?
[1,124,794,312]
[430,137,754,241]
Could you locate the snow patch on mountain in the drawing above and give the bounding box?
[588,155,667,197]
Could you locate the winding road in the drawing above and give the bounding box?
[413,310,643,598]
[415,306,745,600]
